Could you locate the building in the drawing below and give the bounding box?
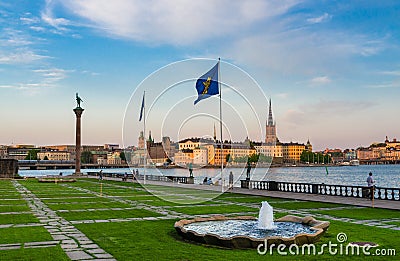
[0,146,7,159]
[104,144,119,150]
[146,132,168,164]
[107,152,122,165]
[37,151,71,161]
[138,131,145,149]
[282,142,306,163]
[265,99,277,144]
[7,145,35,160]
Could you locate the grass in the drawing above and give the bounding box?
[169,204,258,215]
[0,226,53,244]
[0,213,39,224]
[48,201,132,211]
[0,247,69,261]
[312,207,400,220]
[0,205,31,212]
[0,178,399,260]
[58,208,162,221]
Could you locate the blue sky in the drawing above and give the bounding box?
[1,0,399,151]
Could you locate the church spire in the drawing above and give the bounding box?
[267,98,274,126]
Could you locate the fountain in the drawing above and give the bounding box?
[175,201,330,249]
[257,201,277,230]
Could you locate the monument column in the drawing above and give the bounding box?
[73,93,84,175]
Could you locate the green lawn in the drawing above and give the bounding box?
[312,207,400,220]
[1,247,69,261]
[58,208,162,221]
[0,226,53,244]
[0,179,398,260]
[0,213,39,224]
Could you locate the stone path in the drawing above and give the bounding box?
[12,180,116,261]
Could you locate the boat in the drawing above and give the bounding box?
[349,159,360,166]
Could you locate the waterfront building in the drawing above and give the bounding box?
[282,142,306,163]
[6,145,35,160]
[385,136,400,149]
[0,146,7,159]
[104,144,119,150]
[107,151,122,165]
[146,132,168,164]
[37,151,71,161]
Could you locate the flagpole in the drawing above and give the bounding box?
[143,91,146,185]
[218,58,223,192]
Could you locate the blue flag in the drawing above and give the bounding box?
[139,92,145,121]
[194,62,219,105]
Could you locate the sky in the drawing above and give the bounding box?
[1,0,400,151]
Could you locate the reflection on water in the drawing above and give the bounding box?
[19,164,400,188]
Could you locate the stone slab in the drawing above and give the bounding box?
[66,250,93,260]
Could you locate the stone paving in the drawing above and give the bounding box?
[12,180,116,261]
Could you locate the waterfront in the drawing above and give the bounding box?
[20,164,400,188]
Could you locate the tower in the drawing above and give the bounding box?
[138,131,145,149]
[265,98,277,144]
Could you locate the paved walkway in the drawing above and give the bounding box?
[89,176,400,210]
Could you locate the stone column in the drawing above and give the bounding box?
[73,107,84,175]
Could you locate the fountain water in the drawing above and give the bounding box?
[257,201,277,230]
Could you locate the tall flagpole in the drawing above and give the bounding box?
[143,91,146,185]
[218,58,223,192]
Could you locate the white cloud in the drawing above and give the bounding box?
[33,68,70,83]
[0,67,70,92]
[49,0,301,45]
[307,13,331,24]
[41,0,71,32]
[310,76,331,85]
[0,49,50,64]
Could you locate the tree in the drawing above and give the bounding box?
[120,151,126,162]
[248,153,259,163]
[81,151,92,164]
[258,154,272,163]
[25,149,39,160]
[225,153,232,163]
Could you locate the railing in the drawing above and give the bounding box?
[86,172,193,184]
[241,180,399,201]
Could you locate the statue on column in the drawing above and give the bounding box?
[76,93,83,108]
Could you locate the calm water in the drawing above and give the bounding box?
[19,164,400,188]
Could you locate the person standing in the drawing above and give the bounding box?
[246,162,251,180]
[366,172,375,199]
[229,171,234,190]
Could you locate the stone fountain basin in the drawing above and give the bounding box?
[174,215,330,249]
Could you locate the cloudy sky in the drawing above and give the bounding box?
[1,0,399,151]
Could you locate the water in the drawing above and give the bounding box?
[183,220,316,239]
[19,164,400,188]
[258,201,276,230]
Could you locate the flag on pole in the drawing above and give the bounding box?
[139,92,145,121]
[194,62,219,105]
